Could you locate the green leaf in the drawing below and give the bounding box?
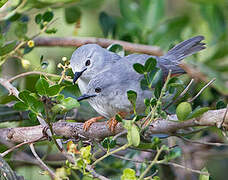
[61,97,80,110]
[35,14,42,24]
[122,119,133,130]
[115,114,123,122]
[109,139,116,148]
[128,124,140,147]
[164,147,182,161]
[133,63,145,74]
[18,90,31,104]
[15,22,28,39]
[121,168,136,180]
[107,44,124,57]
[101,138,110,149]
[42,11,54,22]
[65,6,81,24]
[144,57,157,72]
[47,84,62,97]
[28,111,37,122]
[0,41,17,56]
[199,167,209,180]
[80,145,91,159]
[140,79,149,90]
[23,46,34,55]
[150,69,163,88]
[35,78,49,95]
[187,107,210,119]
[45,28,57,34]
[127,90,137,107]
[14,102,29,111]
[176,102,192,121]
[216,100,226,109]
[0,0,8,8]
[99,11,116,37]
[32,100,44,113]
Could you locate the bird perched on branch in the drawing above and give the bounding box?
[72,36,206,132]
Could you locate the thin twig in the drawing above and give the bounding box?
[33,37,163,56]
[188,78,216,103]
[164,79,194,110]
[175,135,228,147]
[29,143,56,180]
[157,162,209,176]
[0,136,44,157]
[112,130,127,141]
[8,71,72,83]
[139,146,164,180]
[92,143,131,166]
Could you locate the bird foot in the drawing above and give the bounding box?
[107,118,118,132]
[83,116,104,131]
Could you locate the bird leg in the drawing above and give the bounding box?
[83,116,104,131]
[107,112,127,132]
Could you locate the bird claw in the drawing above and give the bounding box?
[107,118,118,132]
[83,116,103,131]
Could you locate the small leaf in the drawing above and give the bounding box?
[35,78,49,95]
[61,97,80,110]
[45,28,57,34]
[199,167,209,180]
[47,84,61,97]
[80,145,91,159]
[140,78,149,90]
[35,14,42,24]
[99,11,116,37]
[144,57,157,72]
[15,22,27,39]
[176,102,192,121]
[216,100,226,109]
[187,107,210,119]
[164,147,182,161]
[0,0,8,8]
[23,46,34,54]
[121,168,136,180]
[0,41,17,56]
[101,138,110,149]
[32,100,44,113]
[107,44,124,57]
[109,139,116,148]
[18,90,31,104]
[133,63,145,74]
[42,11,54,22]
[130,124,140,147]
[115,114,123,122]
[127,90,137,106]
[65,6,81,24]
[28,111,37,122]
[14,102,29,111]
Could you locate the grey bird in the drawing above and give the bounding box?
[76,36,206,131]
[70,44,121,94]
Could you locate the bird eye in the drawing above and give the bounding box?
[95,87,101,93]
[85,59,91,66]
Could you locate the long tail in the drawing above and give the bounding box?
[163,35,206,62]
[160,36,206,75]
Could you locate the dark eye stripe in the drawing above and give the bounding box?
[95,88,101,93]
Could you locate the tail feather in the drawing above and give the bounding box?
[162,36,206,62]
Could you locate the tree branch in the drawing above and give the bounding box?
[0,108,227,144]
[33,37,163,56]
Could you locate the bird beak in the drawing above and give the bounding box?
[73,68,87,84]
[77,94,96,102]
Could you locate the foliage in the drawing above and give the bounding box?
[0,0,227,180]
